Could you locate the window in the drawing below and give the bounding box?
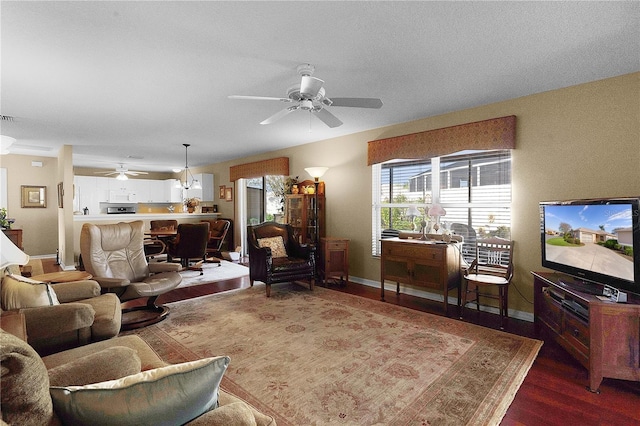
[245,176,286,226]
[372,150,511,259]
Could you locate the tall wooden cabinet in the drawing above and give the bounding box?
[533,271,640,392]
[284,194,325,244]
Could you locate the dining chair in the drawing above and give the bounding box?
[461,237,514,329]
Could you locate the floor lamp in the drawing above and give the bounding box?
[304,167,328,246]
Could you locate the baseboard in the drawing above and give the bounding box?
[349,276,534,323]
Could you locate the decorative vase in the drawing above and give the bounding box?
[292,184,299,194]
[188,207,195,213]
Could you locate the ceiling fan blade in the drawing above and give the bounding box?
[326,97,383,109]
[260,106,298,125]
[95,171,118,176]
[313,108,343,128]
[126,171,149,176]
[300,76,324,99]
[228,95,292,103]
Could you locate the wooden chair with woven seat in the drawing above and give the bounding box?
[461,237,514,329]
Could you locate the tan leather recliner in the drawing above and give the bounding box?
[80,220,182,329]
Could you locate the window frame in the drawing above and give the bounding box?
[372,150,512,256]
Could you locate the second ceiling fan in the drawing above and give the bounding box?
[229,64,383,128]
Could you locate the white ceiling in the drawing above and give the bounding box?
[1,2,638,172]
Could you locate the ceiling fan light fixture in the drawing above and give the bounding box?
[116,172,128,180]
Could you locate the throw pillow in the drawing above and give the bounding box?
[0,330,55,425]
[50,355,231,426]
[1,274,60,310]
[257,236,287,258]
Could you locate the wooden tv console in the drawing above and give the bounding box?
[532,271,640,393]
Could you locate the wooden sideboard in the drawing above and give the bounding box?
[533,271,640,392]
[380,238,461,316]
[2,229,23,250]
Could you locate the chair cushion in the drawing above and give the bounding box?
[50,355,230,426]
[0,330,55,425]
[257,236,287,258]
[48,346,141,386]
[1,274,60,310]
[189,401,257,426]
[272,257,311,273]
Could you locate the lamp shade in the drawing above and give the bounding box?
[1,231,29,269]
[428,204,446,217]
[304,167,329,180]
[406,205,421,217]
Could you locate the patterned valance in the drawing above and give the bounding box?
[230,157,289,181]
[367,115,516,165]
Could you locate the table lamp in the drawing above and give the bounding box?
[428,204,447,233]
[1,231,29,269]
[406,205,420,231]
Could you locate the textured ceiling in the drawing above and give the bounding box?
[1,1,638,172]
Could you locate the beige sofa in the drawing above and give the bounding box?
[0,329,275,425]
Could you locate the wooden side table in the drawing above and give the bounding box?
[319,237,349,286]
[2,229,23,250]
[0,311,27,341]
[30,271,93,283]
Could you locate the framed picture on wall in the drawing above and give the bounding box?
[225,187,233,202]
[57,182,64,208]
[219,185,226,199]
[21,185,46,208]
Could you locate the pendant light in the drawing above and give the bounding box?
[175,144,202,190]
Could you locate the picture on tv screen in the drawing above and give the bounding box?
[543,203,634,282]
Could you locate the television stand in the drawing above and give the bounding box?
[533,271,640,393]
[556,277,602,296]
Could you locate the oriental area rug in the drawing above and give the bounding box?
[132,283,542,425]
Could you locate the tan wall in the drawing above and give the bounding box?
[197,72,640,315]
[3,72,639,315]
[0,154,59,255]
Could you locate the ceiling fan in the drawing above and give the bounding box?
[229,64,383,128]
[95,164,149,180]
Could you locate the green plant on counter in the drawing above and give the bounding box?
[0,208,9,229]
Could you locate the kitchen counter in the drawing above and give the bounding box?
[73,212,219,221]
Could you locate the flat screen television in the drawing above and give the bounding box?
[539,197,640,296]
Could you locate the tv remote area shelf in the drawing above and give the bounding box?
[532,271,640,393]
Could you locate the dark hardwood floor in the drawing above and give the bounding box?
[42,259,639,425]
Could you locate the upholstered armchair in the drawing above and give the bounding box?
[0,267,121,355]
[200,219,231,261]
[247,222,315,297]
[80,220,182,329]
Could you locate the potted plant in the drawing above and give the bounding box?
[0,208,10,229]
[184,197,201,213]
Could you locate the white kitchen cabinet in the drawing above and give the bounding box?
[185,173,214,201]
[74,176,104,214]
[164,179,183,203]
